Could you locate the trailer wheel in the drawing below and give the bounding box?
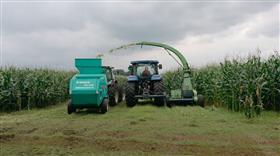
[125,82,137,107]
[197,94,205,107]
[67,100,76,114]
[153,81,165,106]
[101,99,109,114]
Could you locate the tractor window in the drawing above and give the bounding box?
[136,64,156,76]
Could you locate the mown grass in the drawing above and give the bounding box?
[1,102,279,156]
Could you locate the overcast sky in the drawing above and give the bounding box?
[1,1,279,71]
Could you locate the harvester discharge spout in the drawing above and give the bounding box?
[134,42,194,92]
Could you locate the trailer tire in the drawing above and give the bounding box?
[101,99,109,114]
[125,82,137,107]
[67,100,76,114]
[197,94,205,107]
[153,81,165,106]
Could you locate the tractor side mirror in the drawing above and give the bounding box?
[158,64,162,69]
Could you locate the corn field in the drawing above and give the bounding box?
[1,52,279,117]
[164,51,280,118]
[0,67,74,112]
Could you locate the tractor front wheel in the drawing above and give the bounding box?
[118,87,124,102]
[125,82,137,107]
[197,94,205,107]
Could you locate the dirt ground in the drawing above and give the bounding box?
[0,102,279,156]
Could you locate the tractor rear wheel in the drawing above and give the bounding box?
[100,99,109,114]
[166,100,173,108]
[125,82,137,107]
[197,94,205,107]
[153,81,165,106]
[67,100,76,114]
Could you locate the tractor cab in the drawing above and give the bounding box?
[128,60,162,79]
[103,66,115,84]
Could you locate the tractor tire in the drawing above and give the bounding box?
[197,94,205,107]
[125,82,137,107]
[153,81,165,106]
[109,86,119,106]
[166,100,173,108]
[118,87,124,102]
[100,99,109,114]
[67,100,76,114]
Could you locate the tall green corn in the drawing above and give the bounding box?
[0,67,74,112]
[164,51,280,117]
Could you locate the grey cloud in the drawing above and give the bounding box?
[5,2,277,41]
[93,2,276,41]
[2,1,279,69]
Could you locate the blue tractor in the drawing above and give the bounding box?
[125,60,166,107]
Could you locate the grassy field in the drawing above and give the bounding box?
[0,102,279,156]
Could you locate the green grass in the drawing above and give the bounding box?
[0,102,279,156]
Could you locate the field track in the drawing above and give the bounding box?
[0,102,279,156]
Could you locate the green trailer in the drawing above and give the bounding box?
[68,58,122,114]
